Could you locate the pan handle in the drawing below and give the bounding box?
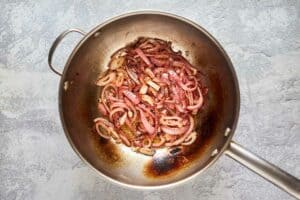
[225,141,300,199]
[48,29,86,76]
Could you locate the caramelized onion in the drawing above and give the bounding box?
[139,85,148,94]
[161,126,188,135]
[109,107,125,121]
[109,56,124,70]
[94,37,207,155]
[96,72,116,86]
[141,94,154,106]
[182,131,197,146]
[135,48,152,67]
[126,67,140,84]
[186,88,203,111]
[137,108,155,135]
[123,90,140,105]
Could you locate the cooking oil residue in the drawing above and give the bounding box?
[144,111,216,178]
[92,132,122,166]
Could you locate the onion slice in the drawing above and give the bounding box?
[160,116,183,127]
[161,126,188,135]
[94,37,206,152]
[187,88,203,110]
[96,72,116,86]
[109,107,125,121]
[94,117,115,139]
[146,79,160,91]
[123,90,140,105]
[166,116,194,146]
[137,108,155,135]
[139,85,148,94]
[182,131,197,145]
[119,112,127,126]
[109,56,124,70]
[141,94,154,106]
[135,48,152,67]
[126,67,140,84]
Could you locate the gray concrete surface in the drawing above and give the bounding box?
[0,0,300,199]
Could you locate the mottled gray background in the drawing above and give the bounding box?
[0,0,300,200]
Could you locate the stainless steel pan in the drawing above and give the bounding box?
[48,11,300,199]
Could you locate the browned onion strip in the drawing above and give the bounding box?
[161,126,188,135]
[137,108,155,135]
[96,72,116,86]
[160,116,183,127]
[109,107,125,121]
[152,135,166,147]
[182,131,197,146]
[119,133,131,147]
[94,37,207,155]
[135,48,152,67]
[95,122,111,139]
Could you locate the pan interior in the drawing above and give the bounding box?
[60,13,239,187]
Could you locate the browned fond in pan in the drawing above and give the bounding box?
[48,11,300,199]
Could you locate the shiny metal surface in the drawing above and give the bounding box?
[226,142,300,199]
[52,11,240,188]
[48,11,300,197]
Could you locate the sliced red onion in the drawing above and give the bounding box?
[138,148,155,156]
[141,95,154,106]
[142,137,152,148]
[182,131,197,145]
[172,61,185,68]
[96,72,116,86]
[98,103,107,116]
[108,96,124,103]
[94,117,114,127]
[187,88,203,111]
[126,67,140,84]
[109,56,124,70]
[179,81,197,91]
[124,98,137,121]
[110,102,129,110]
[145,68,155,78]
[94,118,116,139]
[109,107,125,121]
[125,118,134,131]
[119,133,131,146]
[146,80,160,91]
[153,67,166,74]
[123,90,140,105]
[119,112,127,126]
[139,85,148,94]
[109,128,120,141]
[166,116,194,146]
[137,108,155,135]
[138,104,156,119]
[168,69,180,81]
[152,135,166,147]
[101,84,117,111]
[150,57,167,67]
[95,122,111,139]
[115,72,124,87]
[94,38,206,151]
[161,126,188,135]
[160,116,183,127]
[135,48,152,67]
